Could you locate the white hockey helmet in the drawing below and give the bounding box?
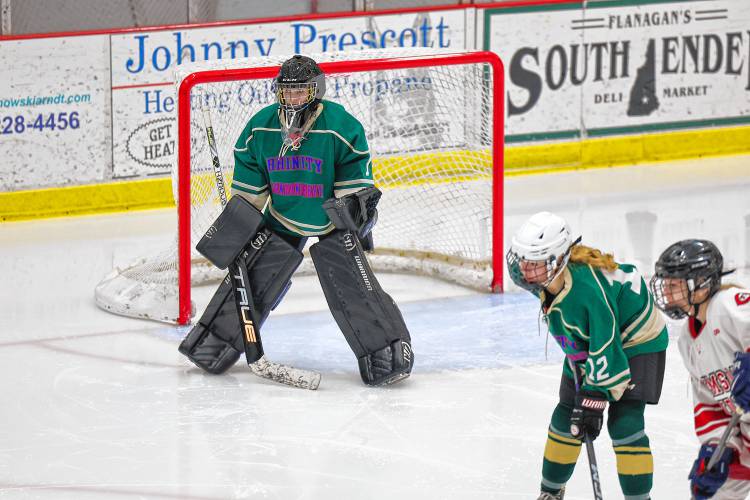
[506,211,575,293]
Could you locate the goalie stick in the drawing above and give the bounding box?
[200,103,321,391]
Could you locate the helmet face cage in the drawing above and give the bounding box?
[649,275,691,319]
[506,248,569,295]
[276,81,317,112]
[650,239,724,319]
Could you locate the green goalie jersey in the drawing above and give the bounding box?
[231,100,374,237]
[542,262,668,401]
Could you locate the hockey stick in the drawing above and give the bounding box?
[706,411,742,471]
[200,104,320,390]
[568,357,604,500]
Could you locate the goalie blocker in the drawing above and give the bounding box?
[179,196,302,374]
[179,188,413,386]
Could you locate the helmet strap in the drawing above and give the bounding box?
[686,276,713,317]
[691,303,700,318]
[544,235,582,288]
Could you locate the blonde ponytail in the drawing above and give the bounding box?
[569,244,618,272]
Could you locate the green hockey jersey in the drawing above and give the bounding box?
[231,100,374,236]
[542,262,668,401]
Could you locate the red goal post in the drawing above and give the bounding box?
[175,50,504,324]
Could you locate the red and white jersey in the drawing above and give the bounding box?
[677,287,750,474]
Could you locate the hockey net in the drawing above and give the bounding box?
[95,48,504,324]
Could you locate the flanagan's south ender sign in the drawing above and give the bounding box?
[485,0,750,142]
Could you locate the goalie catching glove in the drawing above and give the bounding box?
[322,186,381,251]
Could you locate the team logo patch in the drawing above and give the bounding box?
[250,232,268,250]
[402,342,413,364]
[343,233,356,252]
[204,225,218,239]
[735,293,750,306]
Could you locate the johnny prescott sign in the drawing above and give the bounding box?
[110,9,467,178]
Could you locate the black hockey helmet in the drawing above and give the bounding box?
[650,239,730,319]
[275,55,326,112]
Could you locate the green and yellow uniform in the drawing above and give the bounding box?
[540,262,668,499]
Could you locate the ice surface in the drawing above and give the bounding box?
[1,155,749,498]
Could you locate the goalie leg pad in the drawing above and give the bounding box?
[310,230,413,386]
[178,230,304,373]
[178,280,242,374]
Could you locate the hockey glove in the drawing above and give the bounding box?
[731,352,750,413]
[323,187,381,251]
[570,390,607,440]
[689,443,734,500]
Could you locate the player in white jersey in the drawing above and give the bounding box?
[651,239,750,500]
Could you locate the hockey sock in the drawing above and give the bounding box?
[608,400,653,498]
[541,402,581,493]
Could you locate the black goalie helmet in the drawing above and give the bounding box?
[650,239,727,319]
[275,55,326,112]
[275,55,326,150]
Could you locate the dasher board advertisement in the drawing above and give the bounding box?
[484,0,750,143]
[110,9,469,179]
[0,35,110,190]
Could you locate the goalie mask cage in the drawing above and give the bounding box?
[95,48,504,325]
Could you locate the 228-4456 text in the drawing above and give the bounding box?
[1,112,81,134]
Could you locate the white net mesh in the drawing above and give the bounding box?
[95,48,501,323]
